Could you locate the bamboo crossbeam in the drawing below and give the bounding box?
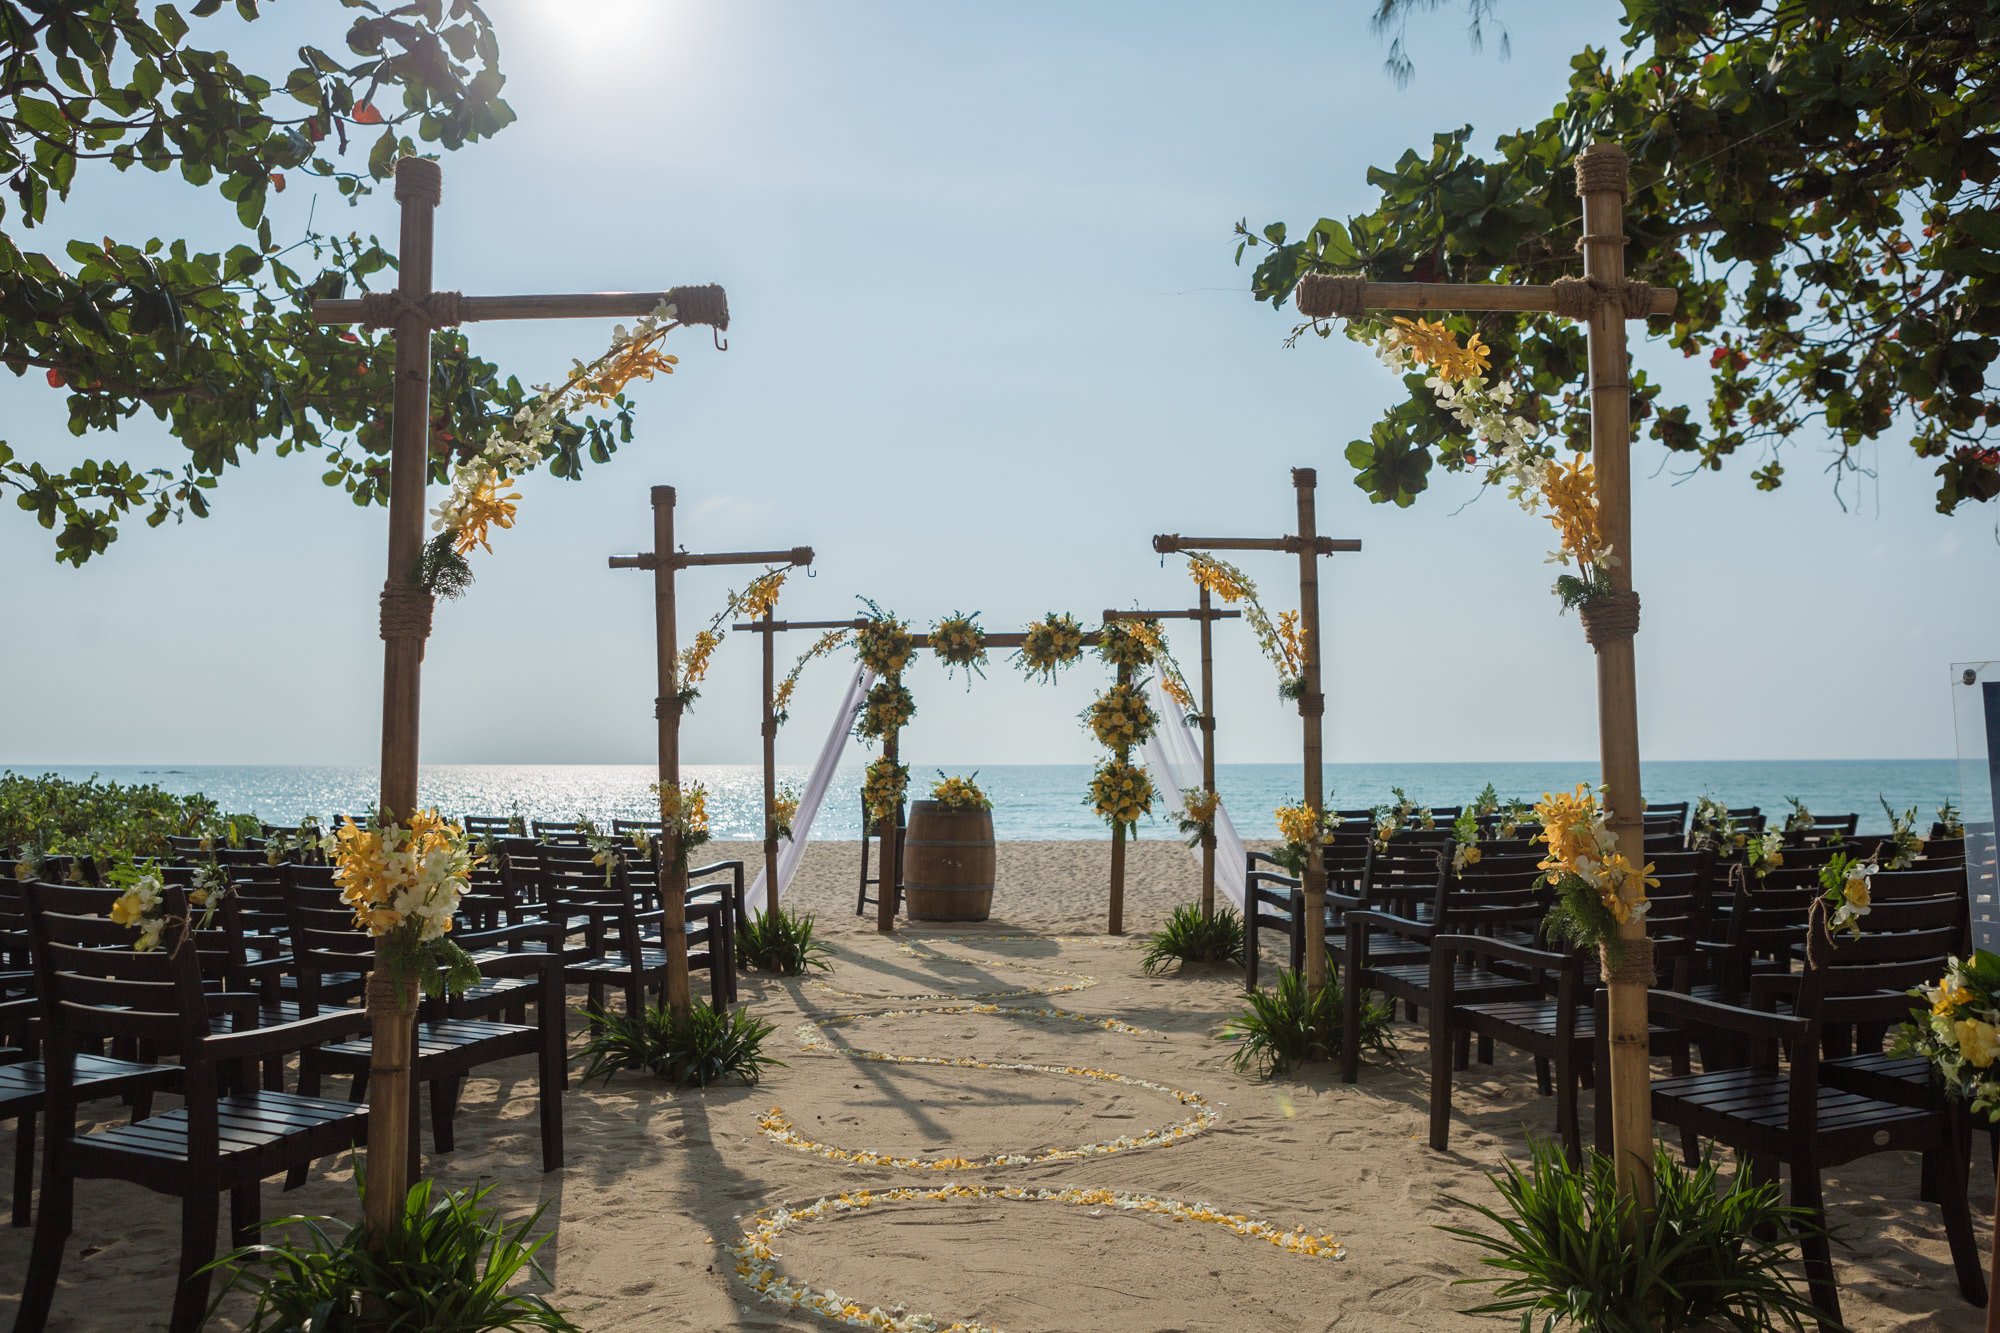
[313,286,731,326]
[1332,280,1676,317]
[1102,608,1243,622]
[611,548,814,571]
[1152,534,1361,555]
[731,618,868,634]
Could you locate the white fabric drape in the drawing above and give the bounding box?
[1140,675,1247,909]
[750,664,873,915]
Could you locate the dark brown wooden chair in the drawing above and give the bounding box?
[1631,901,1986,1328]
[539,844,727,1017]
[15,880,366,1333]
[279,867,566,1183]
[855,798,906,918]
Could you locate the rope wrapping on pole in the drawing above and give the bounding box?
[359,289,466,329]
[1295,273,1368,321]
[1577,590,1641,650]
[377,584,436,642]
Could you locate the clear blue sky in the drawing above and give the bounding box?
[3,1,1994,769]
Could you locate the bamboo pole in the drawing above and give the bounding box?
[1293,468,1329,994]
[314,286,733,326]
[650,485,695,1024]
[1297,280,1675,318]
[1578,142,1655,1211]
[1109,657,1132,937]
[761,606,780,919]
[1198,582,1217,921]
[361,156,439,1239]
[877,726,900,933]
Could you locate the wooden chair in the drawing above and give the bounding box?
[279,868,566,1181]
[531,819,592,846]
[462,813,522,841]
[539,844,727,1017]
[15,880,366,1333]
[855,797,906,918]
[1242,856,1300,992]
[1634,902,1986,1326]
[1784,812,1859,847]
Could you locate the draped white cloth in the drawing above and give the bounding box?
[749,664,874,915]
[1140,675,1247,909]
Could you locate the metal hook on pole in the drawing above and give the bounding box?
[713,328,728,352]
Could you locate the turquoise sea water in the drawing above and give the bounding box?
[7,760,1966,841]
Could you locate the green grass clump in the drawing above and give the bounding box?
[1220,967,1395,1076]
[206,1178,577,1331]
[577,1000,780,1088]
[1141,904,1245,975]
[1440,1139,1826,1332]
[738,906,833,975]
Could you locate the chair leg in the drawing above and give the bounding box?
[1476,1034,1493,1066]
[1552,1044,1580,1166]
[1452,1027,1470,1073]
[1534,1055,1552,1097]
[230,1183,259,1250]
[14,1156,71,1331]
[1926,1138,1989,1306]
[1789,1163,1843,1331]
[168,1188,221,1333]
[539,1042,565,1174]
[11,1111,34,1227]
[430,1075,460,1155]
[1428,1008,1454,1152]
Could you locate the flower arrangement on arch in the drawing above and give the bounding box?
[1272,799,1331,875]
[1015,612,1085,682]
[1185,553,1309,701]
[855,680,917,742]
[930,772,992,813]
[325,810,481,1000]
[929,612,988,683]
[863,758,909,823]
[677,566,791,712]
[1895,950,2000,1123]
[1095,618,1158,672]
[1534,784,1656,957]
[771,785,801,842]
[1820,852,1876,938]
[423,299,690,596]
[854,601,914,677]
[1084,680,1159,752]
[1090,758,1155,831]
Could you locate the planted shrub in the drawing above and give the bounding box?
[205,1178,577,1331]
[578,1000,780,1088]
[1221,968,1395,1076]
[738,907,832,975]
[1141,904,1245,975]
[1440,1139,1825,1332]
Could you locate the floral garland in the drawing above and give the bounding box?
[1360,318,1622,617]
[650,780,711,870]
[1014,612,1085,681]
[1123,619,1196,717]
[324,810,480,1000]
[928,612,987,683]
[1878,796,1925,869]
[1897,950,2000,1123]
[424,299,688,591]
[677,566,790,712]
[727,1184,1342,1332]
[1820,852,1877,938]
[1090,757,1154,830]
[774,628,852,728]
[1534,784,1656,957]
[1184,553,1306,699]
[863,758,909,823]
[855,681,917,742]
[930,772,991,813]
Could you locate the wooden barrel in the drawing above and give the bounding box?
[903,800,996,922]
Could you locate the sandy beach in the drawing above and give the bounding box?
[0,839,1984,1331]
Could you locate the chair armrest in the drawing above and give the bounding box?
[204,1007,370,1062]
[686,859,745,882]
[455,919,562,950]
[1642,988,1812,1041]
[1432,932,1572,972]
[1348,908,1435,943]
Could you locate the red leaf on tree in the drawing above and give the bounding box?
[44,368,64,388]
[353,102,383,125]
[270,172,286,192]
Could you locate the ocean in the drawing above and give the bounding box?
[7,760,1968,841]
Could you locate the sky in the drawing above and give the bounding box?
[3,1,1996,771]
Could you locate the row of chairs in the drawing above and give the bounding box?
[1241,833,1989,1325]
[0,827,751,1332]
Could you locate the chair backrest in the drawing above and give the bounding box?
[532,820,592,846]
[538,843,641,953]
[461,814,520,839]
[1361,843,1445,911]
[1869,863,1966,903]
[279,864,373,1009]
[1798,898,1961,1028]
[1785,812,1859,846]
[1458,852,1545,882]
[23,880,211,1058]
[1922,836,1966,866]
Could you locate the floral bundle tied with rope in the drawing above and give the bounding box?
[855,681,916,742]
[325,810,481,1002]
[1090,759,1154,831]
[107,858,231,954]
[1896,950,2000,1123]
[929,612,988,684]
[854,601,914,678]
[1084,680,1159,752]
[1819,852,1876,938]
[1272,799,1332,876]
[863,759,909,823]
[1178,788,1221,851]
[1533,784,1657,959]
[650,780,711,871]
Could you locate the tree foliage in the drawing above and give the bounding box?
[1240,0,2000,514]
[1,1,636,564]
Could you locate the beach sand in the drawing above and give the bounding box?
[0,838,1984,1330]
